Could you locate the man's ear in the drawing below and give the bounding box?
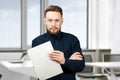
[61,18,64,24]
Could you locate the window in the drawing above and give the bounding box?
[27,0,40,47]
[0,0,87,50]
[48,0,88,49]
[0,0,21,49]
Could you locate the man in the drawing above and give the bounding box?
[32,5,85,80]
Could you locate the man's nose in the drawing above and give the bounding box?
[52,21,56,26]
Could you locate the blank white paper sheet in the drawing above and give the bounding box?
[27,41,63,80]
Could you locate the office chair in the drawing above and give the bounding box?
[102,53,120,76]
[77,53,106,80]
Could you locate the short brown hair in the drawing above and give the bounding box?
[44,5,63,17]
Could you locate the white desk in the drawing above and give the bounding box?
[0,60,37,78]
[85,62,120,80]
[86,62,120,68]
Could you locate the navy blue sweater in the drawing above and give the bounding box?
[32,32,85,80]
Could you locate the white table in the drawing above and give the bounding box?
[85,62,120,80]
[86,62,120,68]
[0,60,37,78]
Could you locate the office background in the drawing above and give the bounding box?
[0,0,120,53]
[0,0,120,80]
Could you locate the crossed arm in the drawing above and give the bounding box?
[49,50,83,64]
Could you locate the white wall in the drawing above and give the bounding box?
[89,0,120,53]
[110,0,120,53]
[89,0,110,49]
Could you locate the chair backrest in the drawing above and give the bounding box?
[102,53,120,62]
[102,53,120,73]
[82,55,93,73]
[81,52,96,73]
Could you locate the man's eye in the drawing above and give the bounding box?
[48,19,52,22]
[56,20,59,22]
[55,20,60,22]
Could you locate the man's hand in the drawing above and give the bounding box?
[69,52,83,60]
[49,50,65,64]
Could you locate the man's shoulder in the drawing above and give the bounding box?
[62,32,77,39]
[32,33,48,47]
[32,33,47,42]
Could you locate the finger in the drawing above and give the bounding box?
[50,53,60,55]
[78,55,83,58]
[70,54,83,60]
[50,53,61,57]
[73,56,83,60]
[52,51,63,54]
[50,56,61,62]
[50,55,57,59]
[77,57,83,60]
[74,52,81,55]
[74,54,82,57]
[78,55,83,60]
[75,52,83,56]
[50,57,59,62]
[49,54,60,59]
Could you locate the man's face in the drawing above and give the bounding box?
[44,11,63,35]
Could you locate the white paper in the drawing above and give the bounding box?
[27,41,63,80]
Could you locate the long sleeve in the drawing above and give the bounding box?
[61,36,85,73]
[62,58,85,72]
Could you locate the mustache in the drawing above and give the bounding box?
[50,27,58,29]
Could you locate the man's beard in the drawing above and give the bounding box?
[47,28,61,36]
